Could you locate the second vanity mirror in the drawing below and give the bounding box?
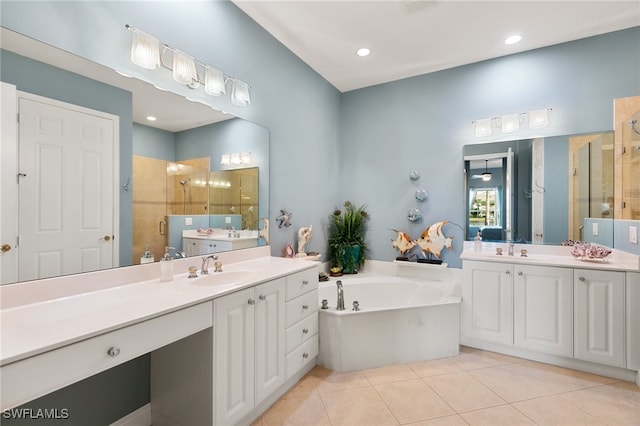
[0,28,269,285]
[464,131,615,246]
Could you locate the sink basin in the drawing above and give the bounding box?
[189,270,259,286]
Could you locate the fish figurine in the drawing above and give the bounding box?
[390,229,416,255]
[276,209,293,228]
[415,221,453,259]
[259,217,270,244]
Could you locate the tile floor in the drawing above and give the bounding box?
[252,346,640,426]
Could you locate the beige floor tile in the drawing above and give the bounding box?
[404,414,469,425]
[261,394,331,426]
[468,364,556,402]
[408,358,463,377]
[363,364,418,385]
[423,372,505,413]
[513,394,604,425]
[460,404,536,426]
[321,387,399,426]
[375,379,455,423]
[447,350,503,371]
[604,381,640,407]
[251,415,263,426]
[560,385,640,425]
[310,366,371,393]
[482,351,526,365]
[515,361,619,394]
[281,374,318,400]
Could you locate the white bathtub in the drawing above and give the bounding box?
[317,274,461,372]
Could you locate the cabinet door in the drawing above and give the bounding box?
[514,265,573,356]
[462,260,514,346]
[214,287,255,426]
[254,278,285,405]
[183,238,199,257]
[574,269,625,367]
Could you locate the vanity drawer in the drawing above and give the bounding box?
[286,311,318,353]
[286,335,318,380]
[285,290,318,328]
[1,301,212,410]
[285,268,318,301]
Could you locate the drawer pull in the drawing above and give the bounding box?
[302,280,309,285]
[518,271,523,276]
[302,328,309,334]
[107,347,121,357]
[259,295,266,301]
[248,299,255,305]
[302,304,309,310]
[302,352,309,359]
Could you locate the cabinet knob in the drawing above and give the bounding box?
[107,347,121,357]
[248,299,255,305]
[505,270,510,275]
[259,294,266,301]
[302,280,309,285]
[302,328,309,334]
[518,271,523,276]
[579,276,586,282]
[302,352,309,359]
[302,304,309,310]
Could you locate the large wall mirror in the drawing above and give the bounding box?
[464,131,615,246]
[0,28,269,285]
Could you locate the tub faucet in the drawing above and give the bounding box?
[336,280,345,311]
[201,255,218,275]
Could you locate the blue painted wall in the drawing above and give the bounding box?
[132,122,176,160]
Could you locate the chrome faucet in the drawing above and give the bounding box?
[201,255,218,275]
[336,280,345,311]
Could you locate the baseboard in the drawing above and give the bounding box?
[109,404,151,426]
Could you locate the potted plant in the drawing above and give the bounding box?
[328,201,369,274]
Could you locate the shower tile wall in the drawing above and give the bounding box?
[133,156,168,264]
[167,157,210,216]
[614,96,640,220]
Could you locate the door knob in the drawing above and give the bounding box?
[100,235,112,241]
[1,244,11,252]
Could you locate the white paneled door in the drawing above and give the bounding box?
[8,92,118,282]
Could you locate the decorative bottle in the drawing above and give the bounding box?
[140,243,154,264]
[474,231,482,253]
[159,247,173,282]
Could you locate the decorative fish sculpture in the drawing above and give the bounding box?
[390,229,416,255]
[415,221,453,259]
[276,209,293,228]
[259,217,270,244]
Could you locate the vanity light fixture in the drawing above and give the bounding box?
[500,113,521,133]
[529,108,550,129]
[126,24,251,106]
[474,118,493,137]
[220,152,252,166]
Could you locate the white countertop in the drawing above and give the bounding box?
[0,252,317,365]
[182,229,258,242]
[461,242,640,272]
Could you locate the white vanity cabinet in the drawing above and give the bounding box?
[514,265,573,357]
[213,278,285,426]
[574,269,626,367]
[462,260,514,346]
[183,238,232,257]
[284,268,319,380]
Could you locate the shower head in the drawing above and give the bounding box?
[179,179,189,186]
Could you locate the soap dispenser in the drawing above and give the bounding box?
[160,247,174,282]
[140,243,154,264]
[474,231,482,253]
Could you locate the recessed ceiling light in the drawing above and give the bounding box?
[146,116,157,121]
[356,47,371,57]
[505,35,522,45]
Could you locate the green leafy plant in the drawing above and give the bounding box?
[328,201,369,272]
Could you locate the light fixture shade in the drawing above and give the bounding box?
[231,79,251,106]
[501,113,520,133]
[220,154,230,166]
[230,153,241,165]
[130,29,160,69]
[172,49,198,86]
[529,109,549,129]
[240,152,252,164]
[205,66,226,96]
[475,118,493,137]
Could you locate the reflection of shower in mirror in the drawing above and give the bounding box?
[179,178,191,214]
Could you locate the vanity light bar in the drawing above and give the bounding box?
[125,24,250,106]
[473,108,552,137]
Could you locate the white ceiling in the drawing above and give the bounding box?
[234,0,640,92]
